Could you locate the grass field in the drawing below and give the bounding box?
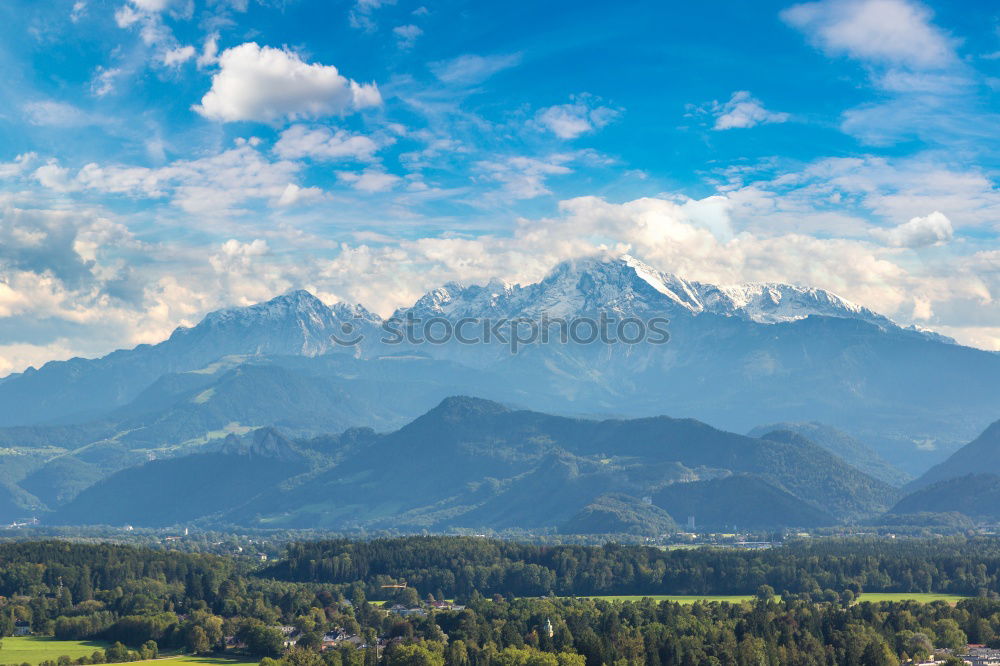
[0,638,258,666]
[133,657,260,666]
[0,637,110,665]
[572,592,967,604]
[575,595,759,604]
[854,593,967,604]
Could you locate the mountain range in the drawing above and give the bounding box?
[0,253,998,529]
[51,396,899,531]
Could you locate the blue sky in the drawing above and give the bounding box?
[0,0,999,374]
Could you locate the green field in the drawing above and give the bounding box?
[854,592,967,604]
[572,592,967,605]
[0,638,258,666]
[0,637,110,665]
[575,595,759,604]
[133,657,260,666]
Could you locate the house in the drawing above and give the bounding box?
[224,636,247,650]
[962,644,1000,666]
[13,621,31,636]
[321,633,366,650]
[388,604,426,617]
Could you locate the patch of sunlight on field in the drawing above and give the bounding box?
[133,656,260,666]
[0,636,109,665]
[856,592,967,604]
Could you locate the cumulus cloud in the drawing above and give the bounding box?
[535,97,620,139]
[781,0,956,69]
[209,238,269,273]
[873,211,954,247]
[429,53,521,86]
[193,43,382,123]
[273,125,380,162]
[711,91,790,130]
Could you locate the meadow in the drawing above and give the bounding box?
[572,592,968,604]
[0,638,259,666]
[0,637,110,665]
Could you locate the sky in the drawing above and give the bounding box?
[0,0,999,375]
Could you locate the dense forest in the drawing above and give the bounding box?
[264,536,1000,598]
[2,537,1000,666]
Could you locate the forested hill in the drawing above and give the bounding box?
[0,540,234,602]
[260,535,1000,598]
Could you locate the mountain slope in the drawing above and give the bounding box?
[561,494,677,535]
[909,420,1000,490]
[220,396,897,530]
[0,291,381,427]
[890,474,1000,521]
[52,428,313,527]
[652,475,836,529]
[748,422,908,486]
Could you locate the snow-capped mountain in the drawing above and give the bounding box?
[170,289,383,358]
[396,254,899,330]
[0,253,994,479]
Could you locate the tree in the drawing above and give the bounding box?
[104,643,129,664]
[238,621,284,659]
[385,644,445,666]
[187,626,210,655]
[140,642,158,660]
[861,638,899,666]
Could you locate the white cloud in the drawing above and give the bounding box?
[781,0,957,69]
[34,162,79,191]
[33,142,304,215]
[273,125,380,162]
[475,156,572,199]
[197,33,219,68]
[91,66,122,97]
[162,45,196,67]
[393,24,423,49]
[23,101,96,127]
[0,153,37,179]
[873,210,954,247]
[535,97,620,139]
[429,53,521,86]
[337,168,401,193]
[128,0,174,11]
[209,238,269,273]
[275,183,324,207]
[70,1,87,22]
[711,91,790,130]
[349,0,395,31]
[193,42,382,123]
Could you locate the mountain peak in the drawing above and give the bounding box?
[428,396,512,420]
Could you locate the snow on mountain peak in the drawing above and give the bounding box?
[389,253,908,333]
